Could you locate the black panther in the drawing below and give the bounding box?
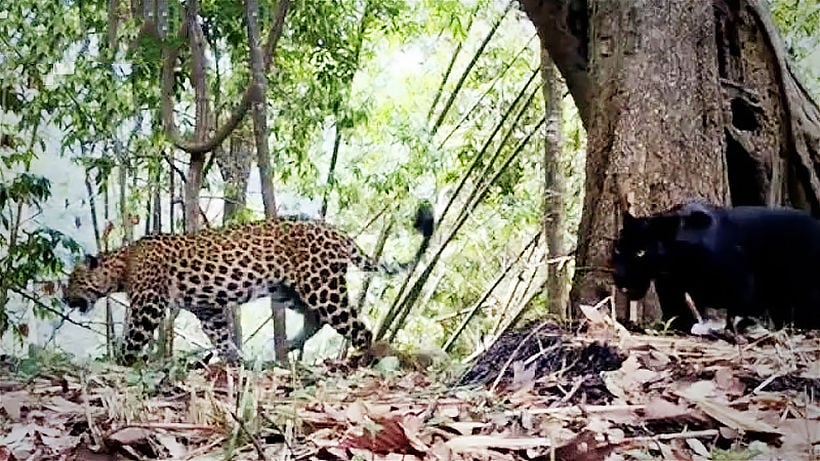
[612,200,820,332]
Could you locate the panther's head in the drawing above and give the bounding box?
[611,211,678,300]
[612,200,720,300]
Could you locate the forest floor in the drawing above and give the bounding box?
[1,304,820,461]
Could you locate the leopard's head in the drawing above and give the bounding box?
[62,254,123,313]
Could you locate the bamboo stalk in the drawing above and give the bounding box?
[443,233,540,352]
[430,0,515,136]
[380,116,547,341]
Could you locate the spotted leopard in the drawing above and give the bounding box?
[62,204,434,365]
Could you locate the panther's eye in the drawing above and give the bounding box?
[635,249,646,258]
[613,248,621,255]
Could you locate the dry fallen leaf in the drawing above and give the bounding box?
[713,366,746,397]
[41,433,81,454]
[399,415,430,452]
[308,428,341,448]
[642,397,693,421]
[445,435,552,452]
[509,360,536,395]
[0,424,35,460]
[602,355,660,403]
[440,421,485,435]
[578,303,607,323]
[341,413,428,455]
[644,349,671,369]
[1,423,31,447]
[428,438,453,461]
[685,437,710,458]
[0,310,816,461]
[107,427,152,445]
[777,418,820,457]
[0,391,29,421]
[676,382,783,436]
[553,430,614,461]
[438,405,460,419]
[43,395,86,415]
[156,433,187,459]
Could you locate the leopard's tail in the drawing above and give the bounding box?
[351,201,435,274]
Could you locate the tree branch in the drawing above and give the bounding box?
[519,0,592,129]
[246,0,281,218]
[177,0,211,232]
[188,6,210,142]
[160,0,291,155]
[245,0,287,361]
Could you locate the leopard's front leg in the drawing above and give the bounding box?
[120,290,165,366]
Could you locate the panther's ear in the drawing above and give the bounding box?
[622,209,638,227]
[85,254,99,269]
[683,210,713,230]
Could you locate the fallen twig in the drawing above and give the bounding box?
[106,422,220,436]
[621,429,720,444]
[510,404,644,417]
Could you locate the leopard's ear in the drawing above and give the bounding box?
[85,254,100,269]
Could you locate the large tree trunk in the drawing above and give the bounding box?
[521,0,820,323]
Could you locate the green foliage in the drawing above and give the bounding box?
[771,0,820,98]
[224,205,259,224]
[711,447,765,461]
[5,344,77,378]
[0,131,82,341]
[1,0,579,362]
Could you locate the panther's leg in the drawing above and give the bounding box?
[297,273,372,351]
[190,306,242,365]
[654,278,696,332]
[120,290,166,366]
[724,270,760,333]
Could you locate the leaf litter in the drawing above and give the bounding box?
[1,304,820,460]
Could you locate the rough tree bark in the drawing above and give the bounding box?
[184,0,210,233]
[539,49,570,317]
[520,0,820,323]
[217,131,254,222]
